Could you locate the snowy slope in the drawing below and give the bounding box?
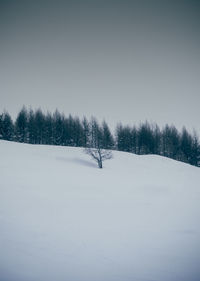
[0,140,200,281]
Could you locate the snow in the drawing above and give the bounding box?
[0,140,200,281]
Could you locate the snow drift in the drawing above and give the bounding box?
[0,140,200,281]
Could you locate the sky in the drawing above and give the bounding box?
[0,0,200,133]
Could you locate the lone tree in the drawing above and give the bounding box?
[85,147,113,168]
[85,117,113,168]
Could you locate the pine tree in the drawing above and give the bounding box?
[44,112,53,145]
[138,122,154,154]
[0,113,3,139]
[0,111,14,140]
[190,131,200,166]
[152,124,161,155]
[82,116,90,147]
[130,126,138,154]
[101,120,114,149]
[34,109,45,144]
[52,110,64,145]
[27,109,36,144]
[180,127,193,163]
[15,106,28,143]
[116,123,124,151]
[89,117,103,148]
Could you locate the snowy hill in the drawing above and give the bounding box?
[0,140,200,281]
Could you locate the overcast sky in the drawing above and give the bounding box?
[0,0,199,133]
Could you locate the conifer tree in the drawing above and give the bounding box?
[138,122,154,154]
[82,116,90,147]
[15,106,28,143]
[34,109,45,144]
[101,120,114,149]
[0,111,14,140]
[52,110,64,145]
[190,131,200,166]
[44,112,53,145]
[180,127,193,163]
[89,117,103,148]
[27,108,36,144]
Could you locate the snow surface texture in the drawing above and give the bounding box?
[0,140,200,281]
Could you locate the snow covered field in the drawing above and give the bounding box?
[0,140,200,281]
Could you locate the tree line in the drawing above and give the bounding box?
[0,107,199,167]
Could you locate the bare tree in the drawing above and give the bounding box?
[85,147,113,168]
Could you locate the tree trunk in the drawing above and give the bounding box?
[98,159,103,168]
